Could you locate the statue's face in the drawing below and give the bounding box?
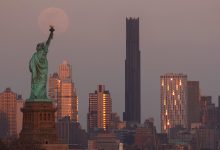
[36,43,47,56]
[36,43,44,51]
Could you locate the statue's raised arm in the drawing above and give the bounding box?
[46,26,55,47]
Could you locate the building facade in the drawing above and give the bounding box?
[48,60,78,122]
[88,85,112,132]
[16,95,25,136]
[187,81,200,128]
[0,88,17,138]
[160,73,188,133]
[59,60,72,81]
[124,17,141,125]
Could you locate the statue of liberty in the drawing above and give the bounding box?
[29,26,55,101]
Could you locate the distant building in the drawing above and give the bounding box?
[200,96,218,127]
[58,81,78,122]
[0,88,17,138]
[134,119,158,150]
[48,72,61,104]
[124,17,141,126]
[187,81,200,128]
[59,60,72,81]
[87,85,112,132]
[110,113,126,130]
[160,73,188,133]
[16,95,25,136]
[49,60,79,122]
[88,133,120,150]
[56,116,87,148]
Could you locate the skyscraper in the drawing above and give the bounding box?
[0,88,17,138]
[160,73,187,133]
[124,17,141,125]
[87,85,112,132]
[59,60,72,81]
[187,81,200,128]
[48,60,78,122]
[48,72,61,104]
[57,81,78,122]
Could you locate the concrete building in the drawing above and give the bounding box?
[124,17,141,125]
[160,73,188,133]
[0,88,17,138]
[187,81,200,128]
[87,85,112,132]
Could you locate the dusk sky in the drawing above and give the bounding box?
[1,0,220,131]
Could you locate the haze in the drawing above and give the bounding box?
[1,0,220,131]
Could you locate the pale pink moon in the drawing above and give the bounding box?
[38,7,69,34]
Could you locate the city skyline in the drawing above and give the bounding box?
[1,0,220,131]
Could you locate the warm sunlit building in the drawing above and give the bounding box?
[87,85,112,132]
[59,60,72,81]
[0,88,17,138]
[49,61,78,122]
[57,81,78,122]
[160,73,188,133]
[48,72,61,104]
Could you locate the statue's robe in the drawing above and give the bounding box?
[29,44,48,100]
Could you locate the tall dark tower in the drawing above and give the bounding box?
[124,17,141,125]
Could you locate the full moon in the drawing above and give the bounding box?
[38,7,69,34]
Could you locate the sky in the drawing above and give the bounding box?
[1,0,220,131]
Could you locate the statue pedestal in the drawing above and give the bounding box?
[20,101,57,144]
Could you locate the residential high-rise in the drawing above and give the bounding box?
[124,17,141,125]
[187,81,200,128]
[48,61,78,122]
[88,85,112,132]
[0,88,17,138]
[160,73,187,133]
